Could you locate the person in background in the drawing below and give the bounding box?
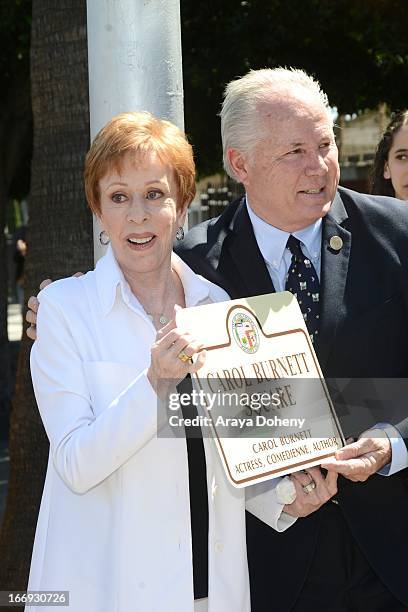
[13,224,27,307]
[371,109,408,200]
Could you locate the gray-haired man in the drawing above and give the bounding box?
[177,67,408,611]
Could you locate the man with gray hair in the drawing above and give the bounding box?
[178,67,408,611]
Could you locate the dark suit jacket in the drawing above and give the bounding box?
[176,186,408,610]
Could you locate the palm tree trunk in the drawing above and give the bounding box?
[0,0,93,602]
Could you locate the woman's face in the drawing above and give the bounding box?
[384,124,408,200]
[99,152,186,278]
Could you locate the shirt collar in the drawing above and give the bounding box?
[95,245,130,316]
[171,252,212,307]
[95,245,212,316]
[246,196,322,266]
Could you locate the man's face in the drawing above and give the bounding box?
[229,89,340,231]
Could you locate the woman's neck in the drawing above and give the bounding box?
[122,262,185,326]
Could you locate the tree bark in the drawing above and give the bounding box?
[0,0,93,602]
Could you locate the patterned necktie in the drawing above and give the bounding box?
[285,235,320,343]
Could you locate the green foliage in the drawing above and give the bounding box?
[182,0,408,175]
[1,1,408,178]
[6,199,23,234]
[0,1,32,201]
[0,0,31,105]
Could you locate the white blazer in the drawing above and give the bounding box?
[27,247,292,612]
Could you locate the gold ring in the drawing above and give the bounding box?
[302,480,316,494]
[177,349,191,363]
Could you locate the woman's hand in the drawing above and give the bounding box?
[147,318,206,397]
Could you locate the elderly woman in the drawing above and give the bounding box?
[26,111,288,612]
[371,109,408,200]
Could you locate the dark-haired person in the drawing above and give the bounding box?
[371,110,408,200]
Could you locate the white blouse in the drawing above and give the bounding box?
[27,246,290,612]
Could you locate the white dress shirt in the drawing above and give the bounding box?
[247,199,322,291]
[246,198,408,476]
[27,246,290,612]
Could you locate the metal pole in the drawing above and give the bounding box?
[86,0,184,262]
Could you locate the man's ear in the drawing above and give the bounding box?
[227,148,250,185]
[383,161,391,180]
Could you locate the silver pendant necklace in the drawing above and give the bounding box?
[146,312,168,326]
[145,271,175,326]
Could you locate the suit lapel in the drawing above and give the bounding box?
[316,191,351,370]
[227,200,275,297]
[219,193,351,370]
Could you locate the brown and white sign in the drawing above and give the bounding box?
[176,291,345,488]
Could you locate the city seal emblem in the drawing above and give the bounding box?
[231,312,260,354]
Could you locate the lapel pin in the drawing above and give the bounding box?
[329,235,343,251]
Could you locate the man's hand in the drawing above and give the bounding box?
[320,429,392,482]
[283,467,338,518]
[26,279,51,340]
[25,273,83,340]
